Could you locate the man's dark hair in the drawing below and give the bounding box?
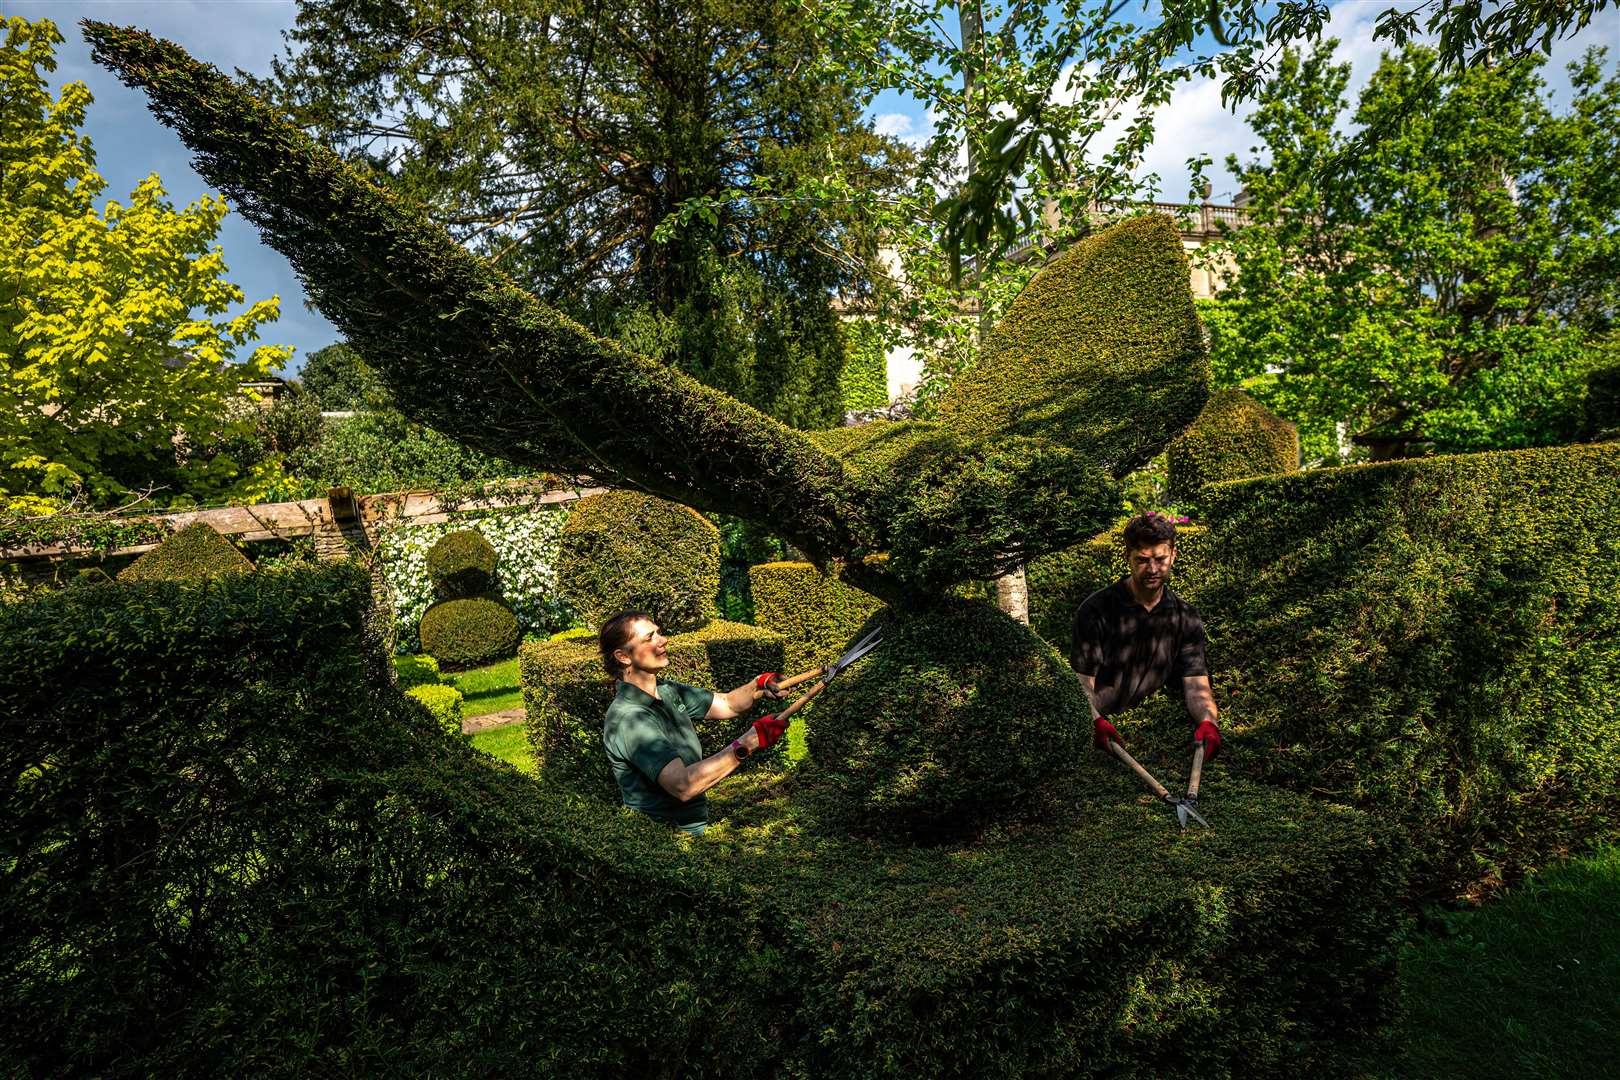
[598,610,654,679]
[1122,512,1178,552]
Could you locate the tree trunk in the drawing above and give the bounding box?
[995,563,1029,624]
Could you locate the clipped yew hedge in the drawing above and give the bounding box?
[419,594,520,669]
[555,490,721,634]
[748,561,882,679]
[118,521,254,582]
[938,214,1209,479]
[0,561,1409,1077]
[424,528,498,596]
[522,620,787,799]
[1166,388,1298,498]
[1030,443,1620,899]
[797,598,1089,843]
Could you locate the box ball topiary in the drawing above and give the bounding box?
[118,522,254,582]
[797,597,1086,842]
[1166,388,1299,498]
[419,594,519,669]
[554,490,720,634]
[394,653,443,690]
[404,683,464,737]
[423,528,498,597]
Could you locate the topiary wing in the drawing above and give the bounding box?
[938,215,1210,477]
[81,21,862,564]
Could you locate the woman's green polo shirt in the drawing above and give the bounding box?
[602,678,715,828]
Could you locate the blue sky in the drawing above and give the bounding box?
[14,1,1618,376]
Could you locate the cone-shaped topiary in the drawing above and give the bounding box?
[118,522,253,582]
[1166,388,1298,498]
[419,594,519,669]
[424,528,497,597]
[555,491,720,634]
[938,214,1209,479]
[797,598,1088,843]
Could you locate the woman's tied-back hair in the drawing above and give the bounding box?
[598,610,655,679]
[1122,511,1178,552]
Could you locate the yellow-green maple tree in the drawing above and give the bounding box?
[0,17,290,511]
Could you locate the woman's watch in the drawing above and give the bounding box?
[731,738,751,761]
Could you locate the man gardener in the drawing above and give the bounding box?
[1071,512,1223,762]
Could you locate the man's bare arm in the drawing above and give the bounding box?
[1075,672,1103,720]
[1183,675,1219,727]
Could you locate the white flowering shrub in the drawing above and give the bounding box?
[379,507,574,652]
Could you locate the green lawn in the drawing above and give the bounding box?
[1385,844,1620,1078]
[446,656,524,716]
[469,723,535,773]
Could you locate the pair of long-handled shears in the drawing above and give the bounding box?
[763,626,884,723]
[1104,737,1211,830]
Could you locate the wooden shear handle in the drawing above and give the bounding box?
[771,665,831,694]
[1107,740,1172,801]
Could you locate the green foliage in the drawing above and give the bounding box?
[0,509,168,553]
[1031,444,1620,899]
[0,17,289,512]
[0,558,1415,1078]
[264,0,901,432]
[556,492,721,635]
[796,598,1086,842]
[117,522,254,582]
[748,561,882,680]
[1199,43,1620,462]
[378,507,571,653]
[71,566,114,586]
[296,342,390,411]
[393,653,442,690]
[521,620,787,799]
[837,318,889,413]
[939,215,1210,478]
[418,594,519,670]
[1586,358,1620,439]
[1166,388,1299,499]
[281,410,530,498]
[709,513,786,624]
[404,682,464,737]
[424,528,497,597]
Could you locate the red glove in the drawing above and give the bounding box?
[1192,720,1222,761]
[753,713,789,751]
[754,672,783,699]
[1093,716,1123,750]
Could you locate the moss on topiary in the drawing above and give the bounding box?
[423,528,498,597]
[937,214,1209,478]
[419,594,519,669]
[1166,388,1298,498]
[796,598,1087,843]
[555,491,720,634]
[118,522,254,582]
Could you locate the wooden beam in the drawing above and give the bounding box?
[0,482,604,562]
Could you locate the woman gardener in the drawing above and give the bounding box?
[598,610,789,835]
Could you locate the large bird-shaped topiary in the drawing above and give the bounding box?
[84,21,1208,839]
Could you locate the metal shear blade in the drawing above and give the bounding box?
[829,625,882,676]
[1174,798,1210,830]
